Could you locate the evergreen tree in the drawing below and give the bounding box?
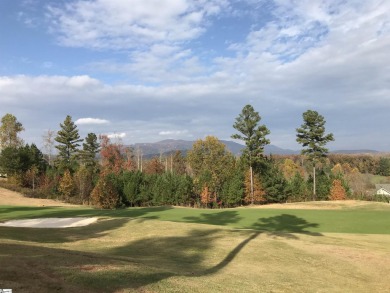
[221,167,244,207]
[79,133,100,172]
[378,157,390,176]
[55,115,82,171]
[122,171,144,206]
[0,144,46,177]
[263,161,288,203]
[308,170,331,200]
[296,110,334,200]
[286,172,309,202]
[232,105,270,204]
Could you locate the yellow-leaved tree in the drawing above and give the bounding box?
[58,169,75,199]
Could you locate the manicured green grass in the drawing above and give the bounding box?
[1,201,390,292]
[1,202,389,234]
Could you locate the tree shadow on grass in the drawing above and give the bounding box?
[249,214,322,239]
[0,242,172,293]
[0,214,322,292]
[182,210,242,226]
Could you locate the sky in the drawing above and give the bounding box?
[0,0,389,151]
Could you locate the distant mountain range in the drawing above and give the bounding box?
[129,139,379,157]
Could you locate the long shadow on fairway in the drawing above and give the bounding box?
[0,214,322,292]
[105,214,322,282]
[250,214,322,238]
[0,242,173,292]
[182,210,242,226]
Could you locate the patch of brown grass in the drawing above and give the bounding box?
[0,187,78,207]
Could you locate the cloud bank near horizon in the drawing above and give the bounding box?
[0,0,389,151]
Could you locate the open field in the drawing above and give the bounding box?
[1,189,390,292]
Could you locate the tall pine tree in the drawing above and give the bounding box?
[55,115,82,171]
[296,110,334,200]
[232,105,270,204]
[79,132,100,172]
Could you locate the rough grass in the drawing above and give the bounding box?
[1,201,390,292]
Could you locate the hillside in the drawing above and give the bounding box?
[129,139,380,158]
[130,139,298,157]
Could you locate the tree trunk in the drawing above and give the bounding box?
[250,165,254,205]
[313,165,316,201]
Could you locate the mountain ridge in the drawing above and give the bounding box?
[129,139,379,157]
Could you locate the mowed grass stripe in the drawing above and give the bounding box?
[1,205,389,234]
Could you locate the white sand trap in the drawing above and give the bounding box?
[0,217,98,228]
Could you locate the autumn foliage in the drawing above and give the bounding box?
[200,186,211,206]
[329,179,347,200]
[144,157,165,175]
[58,169,74,198]
[90,174,119,209]
[244,170,265,204]
[100,135,135,174]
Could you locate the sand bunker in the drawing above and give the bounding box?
[0,217,98,228]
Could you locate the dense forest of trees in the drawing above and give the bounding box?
[0,108,389,209]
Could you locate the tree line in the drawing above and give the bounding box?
[0,107,388,209]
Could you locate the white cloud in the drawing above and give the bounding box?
[159,130,189,136]
[2,1,390,151]
[106,132,126,139]
[66,75,100,87]
[46,0,228,50]
[75,118,110,125]
[85,44,207,84]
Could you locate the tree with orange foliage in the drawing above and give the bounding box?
[99,135,131,174]
[244,170,265,204]
[200,185,212,207]
[329,179,347,200]
[144,157,165,174]
[90,173,119,209]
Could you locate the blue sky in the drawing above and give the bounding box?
[1,0,389,151]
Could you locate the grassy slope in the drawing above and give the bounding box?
[1,202,390,234]
[1,202,390,292]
